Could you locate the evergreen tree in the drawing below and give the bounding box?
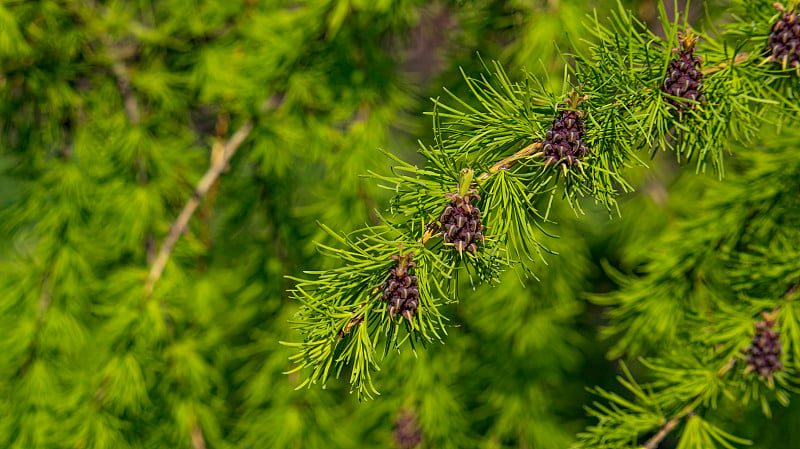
[2,1,800,449]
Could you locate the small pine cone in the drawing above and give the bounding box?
[393,409,422,449]
[381,252,420,321]
[662,32,704,112]
[744,314,784,379]
[766,5,800,70]
[542,107,590,168]
[439,190,484,256]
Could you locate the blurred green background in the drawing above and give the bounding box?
[5,1,797,449]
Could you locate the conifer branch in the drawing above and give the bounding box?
[144,120,254,298]
[287,0,800,404]
[422,140,542,244]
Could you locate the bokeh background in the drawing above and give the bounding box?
[3,1,798,448]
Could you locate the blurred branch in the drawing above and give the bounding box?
[64,2,141,126]
[37,272,52,323]
[109,49,141,125]
[16,273,52,376]
[143,94,282,298]
[191,421,207,449]
[143,119,254,298]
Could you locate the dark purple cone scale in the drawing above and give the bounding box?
[745,314,784,379]
[381,252,419,321]
[439,191,484,256]
[393,409,422,449]
[542,108,590,168]
[766,7,800,70]
[662,35,704,112]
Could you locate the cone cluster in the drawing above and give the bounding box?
[745,313,784,379]
[542,106,590,168]
[392,409,422,449]
[439,190,484,256]
[381,252,419,321]
[662,32,704,112]
[766,6,800,70]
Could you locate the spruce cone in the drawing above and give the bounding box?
[744,313,784,379]
[766,5,800,70]
[662,32,704,112]
[439,190,484,256]
[393,409,422,449]
[542,106,589,168]
[381,252,419,321]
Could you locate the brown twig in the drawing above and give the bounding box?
[191,421,207,449]
[143,120,254,298]
[718,356,736,376]
[476,141,544,181]
[641,412,691,449]
[420,227,436,244]
[16,273,53,377]
[110,56,141,125]
[785,284,799,300]
[37,273,52,323]
[701,52,750,75]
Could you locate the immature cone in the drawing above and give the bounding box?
[439,190,484,256]
[542,98,590,168]
[766,4,800,70]
[744,312,784,379]
[662,31,704,112]
[381,252,419,321]
[393,409,422,449]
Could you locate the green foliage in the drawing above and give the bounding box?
[3,0,800,448]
